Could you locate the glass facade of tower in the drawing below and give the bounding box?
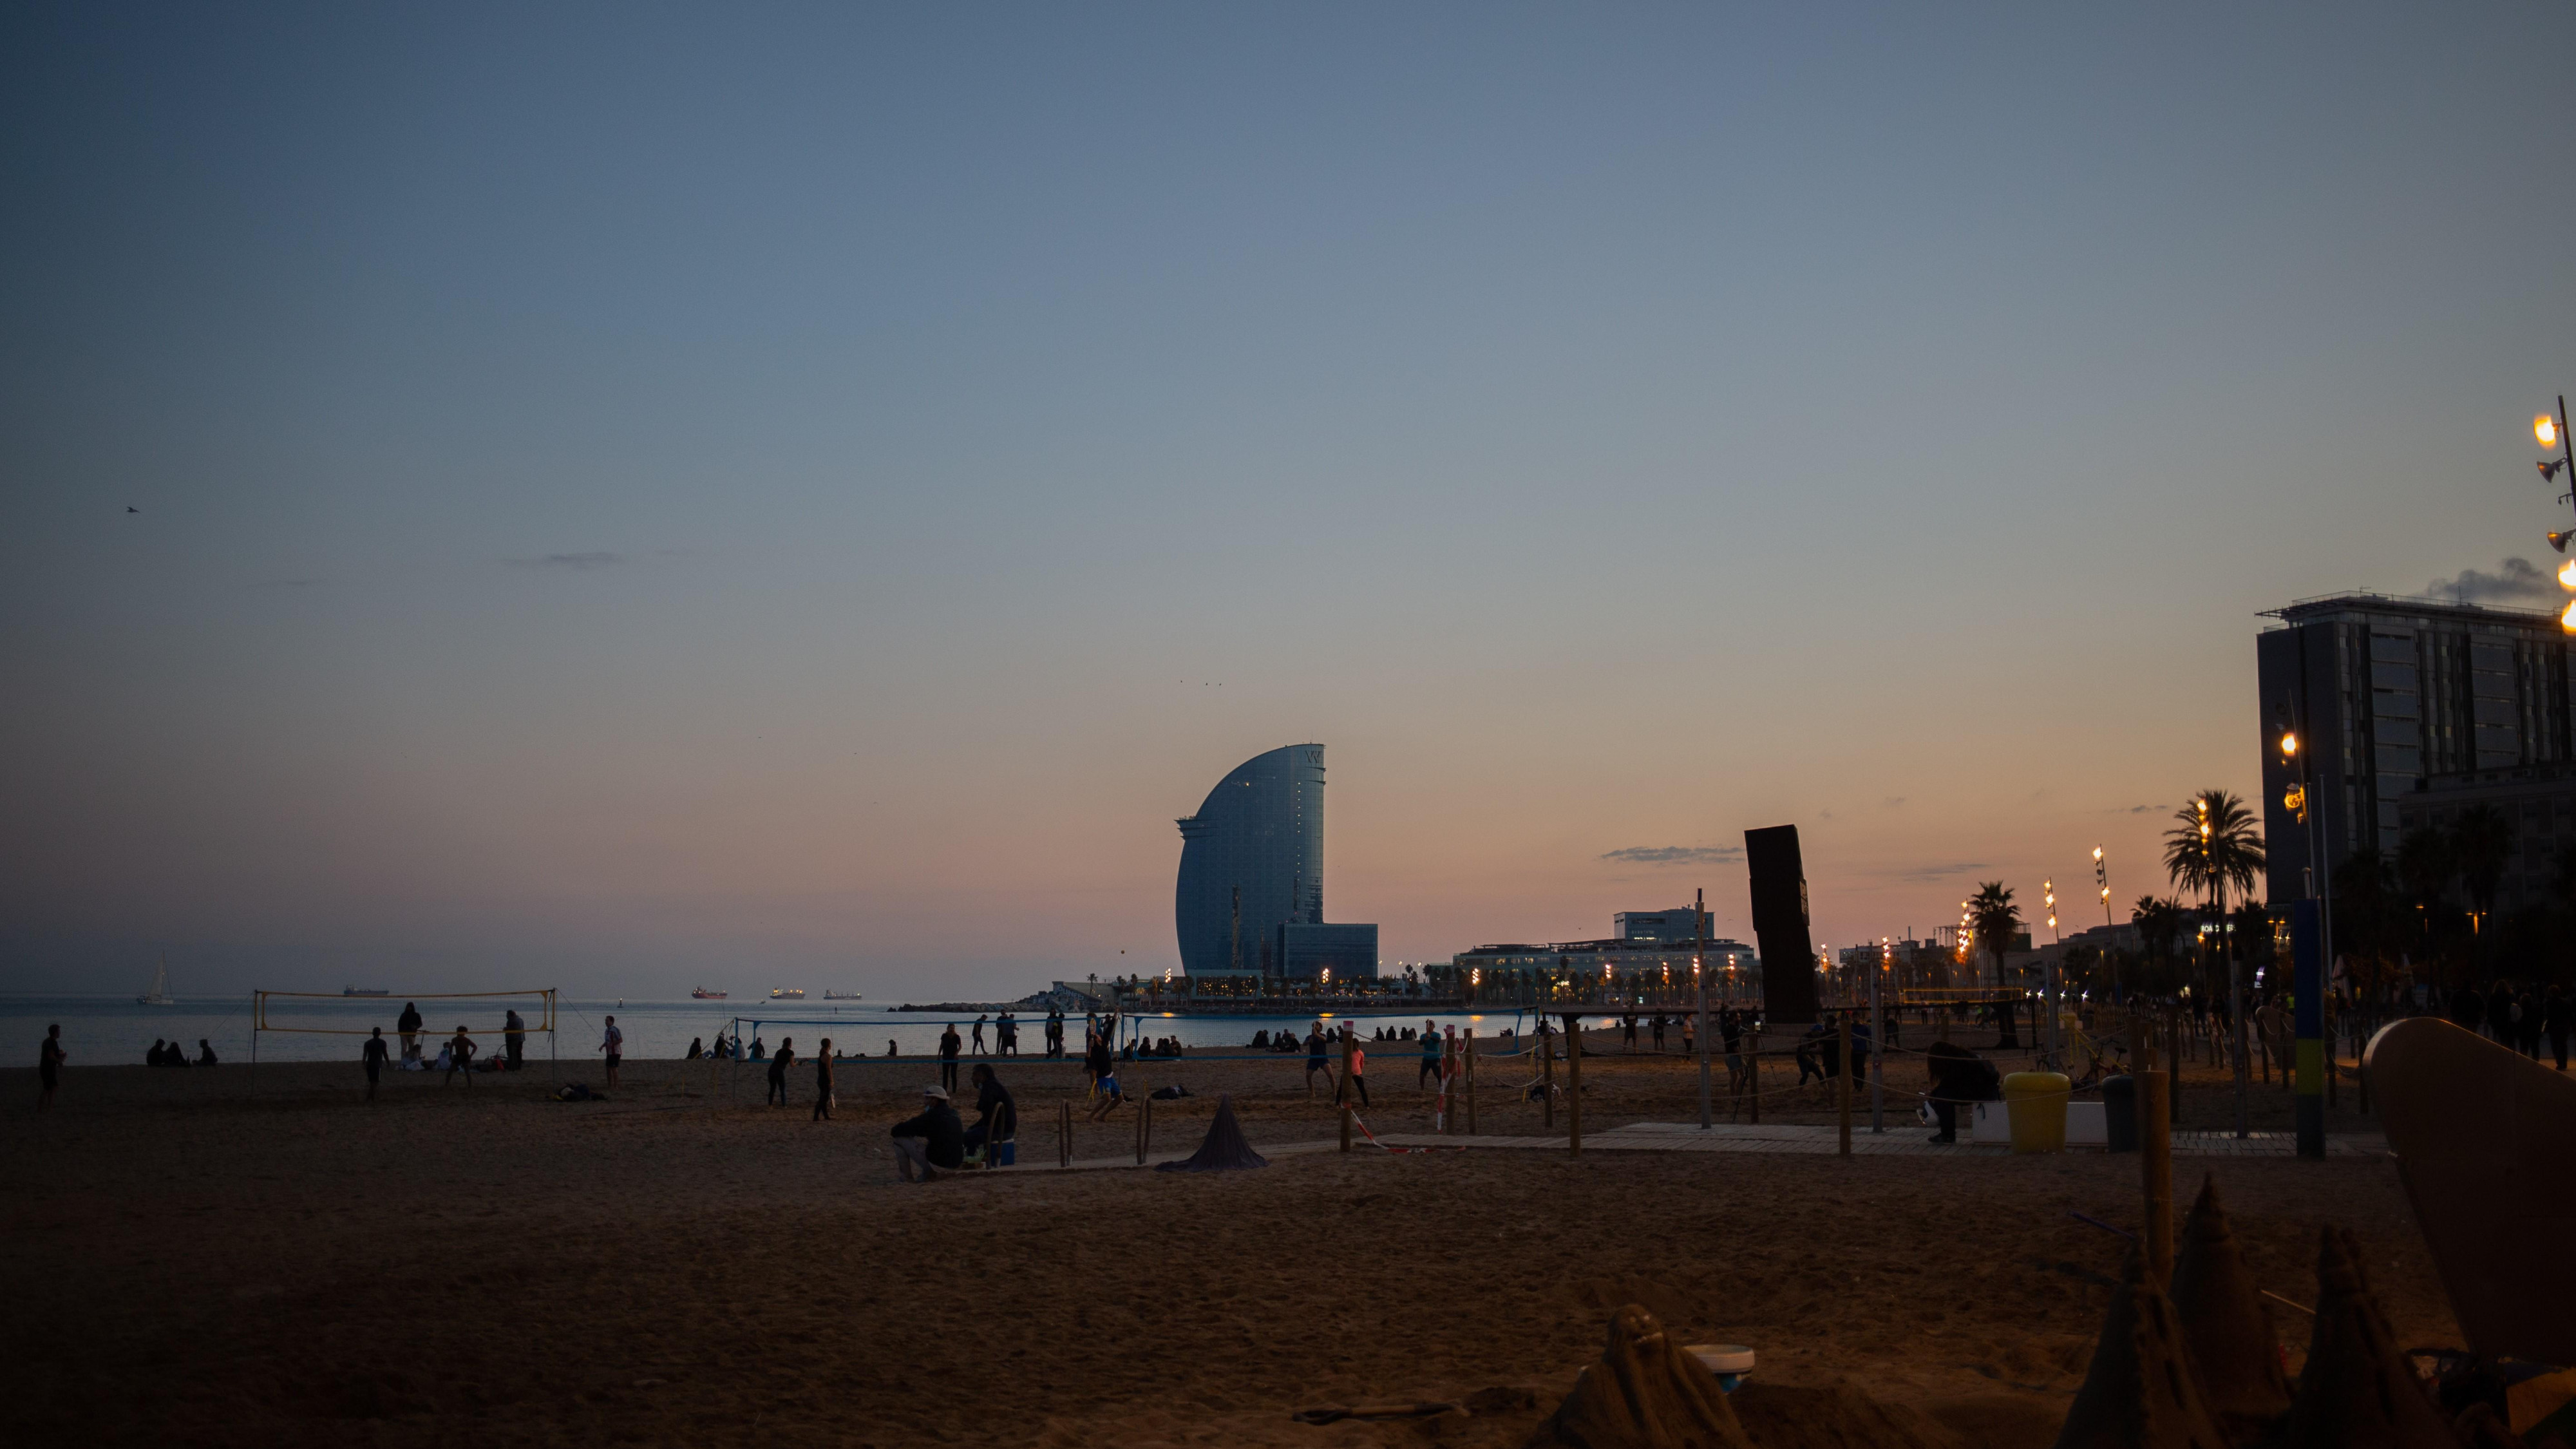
[1174,744,1327,977]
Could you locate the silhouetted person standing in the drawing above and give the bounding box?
[939,1023,962,1092]
[446,1027,476,1086]
[596,1014,623,1090]
[504,1009,526,1070]
[768,1037,796,1106]
[397,1001,423,1063]
[37,1024,64,1110]
[811,1039,835,1121]
[362,1027,390,1101]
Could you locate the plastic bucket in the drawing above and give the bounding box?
[1686,1345,1755,1393]
[2001,1071,2070,1154]
[2101,1075,2137,1153]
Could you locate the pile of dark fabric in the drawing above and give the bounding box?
[1153,1094,1265,1172]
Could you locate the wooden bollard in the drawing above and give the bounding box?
[1464,1027,1477,1135]
[1135,1094,1148,1166]
[1837,1015,1852,1157]
[1564,1012,1582,1155]
[1748,1033,1760,1126]
[2141,1066,2174,1284]
[1340,1101,1353,1152]
[1540,1030,1555,1129]
[1439,1031,1454,1134]
[1059,1099,1072,1168]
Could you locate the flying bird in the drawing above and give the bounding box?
[126,506,139,513]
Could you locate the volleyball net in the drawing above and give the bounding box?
[251,988,558,1036]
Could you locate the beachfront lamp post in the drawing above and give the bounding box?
[2093,846,2111,931]
[2535,397,2576,630]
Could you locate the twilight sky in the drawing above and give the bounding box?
[5,4,2573,998]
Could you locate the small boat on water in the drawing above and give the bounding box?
[343,987,388,996]
[137,960,176,1007]
[770,987,806,999]
[823,990,862,1000]
[692,987,728,999]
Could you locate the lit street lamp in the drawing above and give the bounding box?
[2539,396,2576,630]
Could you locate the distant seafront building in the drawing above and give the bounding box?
[2259,592,2576,913]
[1174,744,1378,980]
[1444,907,1759,1000]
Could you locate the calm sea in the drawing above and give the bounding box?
[1,994,1568,1068]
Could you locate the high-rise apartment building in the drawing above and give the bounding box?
[2257,592,2575,908]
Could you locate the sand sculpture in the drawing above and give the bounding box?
[2050,1247,2232,1449]
[1526,1303,1756,1449]
[2283,1225,2461,1449]
[2167,1175,2292,1441]
[1153,1094,1267,1172]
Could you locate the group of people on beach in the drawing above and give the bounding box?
[144,1038,216,1067]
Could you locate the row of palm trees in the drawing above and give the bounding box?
[1959,784,2544,1002]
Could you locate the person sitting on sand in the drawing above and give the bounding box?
[891,1084,965,1182]
[966,1063,1015,1162]
[748,1037,766,1061]
[431,1041,453,1072]
[197,1039,218,1066]
[685,1037,703,1060]
[446,1027,477,1086]
[1923,1039,1996,1143]
[147,1039,167,1066]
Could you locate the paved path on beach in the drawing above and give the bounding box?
[1021,1119,2391,1172]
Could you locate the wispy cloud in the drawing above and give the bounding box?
[509,551,627,570]
[1888,860,1988,882]
[2426,558,2554,604]
[1600,845,1744,866]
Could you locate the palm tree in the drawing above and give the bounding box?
[2130,895,2188,997]
[2450,803,2514,923]
[2450,802,2515,980]
[1967,881,2024,1046]
[2331,846,2398,963]
[2164,790,2264,996]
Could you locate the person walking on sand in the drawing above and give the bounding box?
[938,1023,963,1093]
[1303,1022,1332,1097]
[972,1015,987,1056]
[397,1001,423,1063]
[811,1039,835,1121]
[446,1027,477,1086]
[362,1027,390,1101]
[597,1015,624,1091]
[768,1037,796,1106]
[1340,1030,1369,1108]
[38,1024,65,1110]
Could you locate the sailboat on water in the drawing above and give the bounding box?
[137,958,176,1006]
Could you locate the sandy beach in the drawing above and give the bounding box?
[3,1033,2449,1448]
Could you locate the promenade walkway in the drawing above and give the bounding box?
[1025,1119,2391,1173]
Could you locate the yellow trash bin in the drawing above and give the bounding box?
[2002,1072,2070,1154]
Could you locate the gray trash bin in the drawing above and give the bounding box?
[2101,1074,2137,1153]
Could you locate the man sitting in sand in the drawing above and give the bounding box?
[891,1085,965,1182]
